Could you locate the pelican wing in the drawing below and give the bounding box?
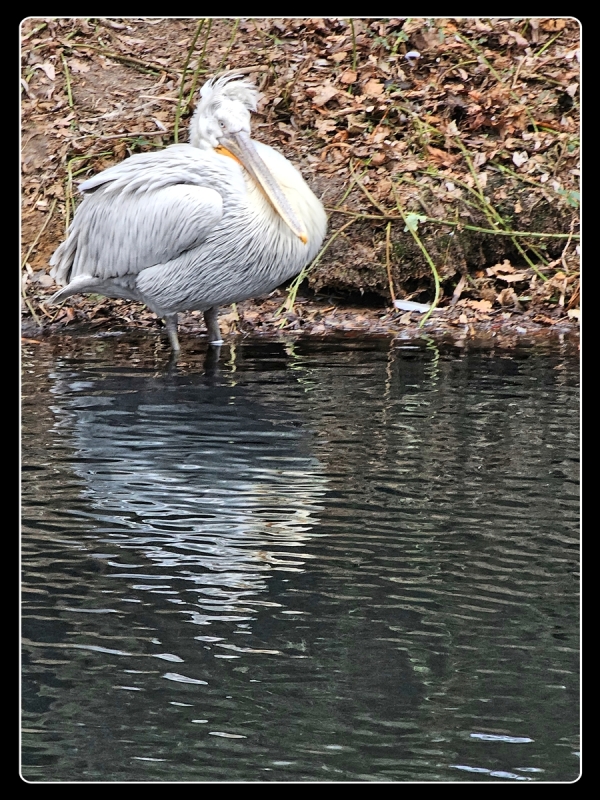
[50,146,228,286]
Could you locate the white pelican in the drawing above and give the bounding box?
[49,74,328,351]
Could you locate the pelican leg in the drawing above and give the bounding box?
[204,306,223,346]
[164,313,181,353]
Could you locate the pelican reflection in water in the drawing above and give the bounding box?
[51,367,328,629]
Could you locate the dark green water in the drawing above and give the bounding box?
[21,333,580,782]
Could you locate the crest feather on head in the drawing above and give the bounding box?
[198,72,260,113]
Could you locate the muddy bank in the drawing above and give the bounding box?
[22,288,578,356]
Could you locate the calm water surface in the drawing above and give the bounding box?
[21,333,580,782]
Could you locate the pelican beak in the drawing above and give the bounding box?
[219,131,308,244]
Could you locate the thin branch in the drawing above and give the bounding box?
[391,186,441,327]
[185,19,213,109]
[451,136,549,279]
[385,221,396,304]
[487,159,578,197]
[67,42,181,78]
[72,130,169,142]
[559,218,577,274]
[21,21,48,42]
[535,29,564,57]
[331,162,370,210]
[60,53,74,110]
[349,19,358,71]
[328,208,579,241]
[215,18,239,74]
[174,19,206,144]
[348,160,387,215]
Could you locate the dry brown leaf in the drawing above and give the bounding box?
[508,30,529,47]
[397,159,420,172]
[339,69,357,84]
[375,178,393,198]
[426,145,458,167]
[53,112,75,127]
[498,273,529,284]
[363,79,384,97]
[40,61,56,81]
[445,120,460,137]
[311,83,338,106]
[67,58,90,73]
[466,299,493,312]
[369,130,387,145]
[346,114,368,134]
[486,260,515,276]
[315,118,337,138]
[540,19,566,31]
[503,137,522,150]
[497,288,520,307]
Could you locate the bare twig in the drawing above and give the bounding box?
[60,53,74,110]
[215,19,240,74]
[385,221,396,304]
[175,19,206,144]
[391,186,441,327]
[185,19,213,111]
[451,136,549,280]
[72,130,169,142]
[349,19,358,71]
[21,292,42,327]
[329,208,579,240]
[21,21,48,42]
[450,274,467,306]
[67,42,182,78]
[560,218,577,273]
[348,160,387,215]
[510,54,528,89]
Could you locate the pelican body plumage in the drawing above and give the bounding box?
[49,74,328,351]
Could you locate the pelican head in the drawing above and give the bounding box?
[189,73,258,150]
[189,73,308,244]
